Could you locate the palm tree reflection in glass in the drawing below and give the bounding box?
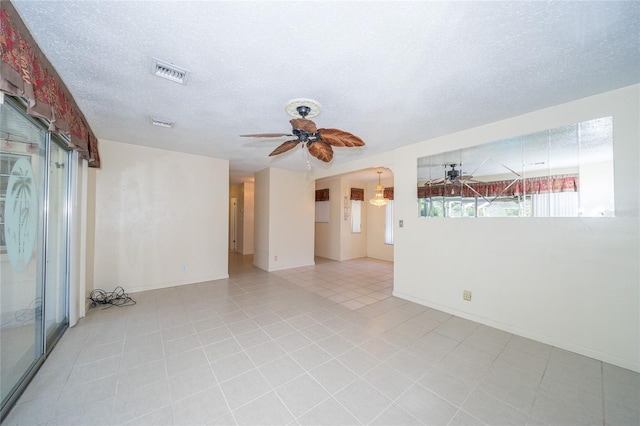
[5,157,37,272]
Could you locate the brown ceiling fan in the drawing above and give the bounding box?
[240,100,365,163]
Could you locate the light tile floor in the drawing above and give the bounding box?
[4,254,639,425]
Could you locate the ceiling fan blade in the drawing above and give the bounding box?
[240,133,293,138]
[458,175,477,182]
[307,141,334,162]
[425,178,446,186]
[317,128,365,147]
[269,140,299,157]
[290,118,317,133]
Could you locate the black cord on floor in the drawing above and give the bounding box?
[89,286,136,309]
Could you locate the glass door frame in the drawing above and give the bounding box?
[44,132,71,349]
[1,96,71,421]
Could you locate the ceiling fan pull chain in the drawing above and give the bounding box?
[304,146,312,171]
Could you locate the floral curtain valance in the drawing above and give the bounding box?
[350,188,364,201]
[418,175,579,199]
[315,188,330,202]
[0,1,100,167]
[383,187,394,200]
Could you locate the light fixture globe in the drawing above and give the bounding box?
[369,171,388,207]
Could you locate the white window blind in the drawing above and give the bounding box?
[533,192,579,217]
[351,200,362,233]
[385,200,394,244]
[315,200,329,223]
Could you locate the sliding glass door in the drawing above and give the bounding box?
[0,97,70,417]
[45,136,70,345]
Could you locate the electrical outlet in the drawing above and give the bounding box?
[274,255,278,261]
[399,220,404,228]
[463,290,472,301]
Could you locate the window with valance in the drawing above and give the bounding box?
[0,1,100,167]
[383,187,394,200]
[315,188,330,202]
[350,188,364,201]
[417,175,578,199]
[315,188,329,222]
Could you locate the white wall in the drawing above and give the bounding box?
[315,176,394,262]
[230,185,240,252]
[580,161,615,217]
[253,169,270,271]
[254,167,315,272]
[241,181,255,255]
[92,140,229,293]
[314,179,341,260]
[232,181,255,255]
[393,85,639,372]
[313,178,370,262]
[229,193,237,251]
[86,167,96,301]
[340,179,368,261]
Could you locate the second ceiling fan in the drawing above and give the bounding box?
[425,163,477,186]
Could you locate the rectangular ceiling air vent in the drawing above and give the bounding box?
[153,58,189,84]
[151,116,175,128]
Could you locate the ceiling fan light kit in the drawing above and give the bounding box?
[241,98,365,165]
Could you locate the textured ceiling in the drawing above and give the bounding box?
[11,1,640,184]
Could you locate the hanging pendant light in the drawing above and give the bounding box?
[369,171,388,207]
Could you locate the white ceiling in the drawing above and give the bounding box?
[11,1,639,184]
